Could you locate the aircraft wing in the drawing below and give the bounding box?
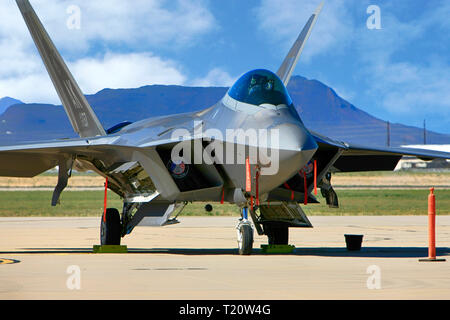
[0,135,185,204]
[0,137,122,177]
[310,130,450,172]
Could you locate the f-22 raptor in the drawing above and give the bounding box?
[2,1,449,254]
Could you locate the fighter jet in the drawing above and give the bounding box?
[2,0,449,254]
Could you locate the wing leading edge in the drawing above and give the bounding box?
[0,136,182,204]
[0,137,118,177]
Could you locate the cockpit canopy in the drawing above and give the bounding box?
[228,69,293,107]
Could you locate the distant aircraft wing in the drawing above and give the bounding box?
[310,131,450,172]
[16,0,106,138]
[277,1,323,86]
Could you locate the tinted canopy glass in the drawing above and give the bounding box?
[228,69,292,107]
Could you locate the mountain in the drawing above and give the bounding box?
[287,77,447,146]
[0,97,23,115]
[0,76,449,147]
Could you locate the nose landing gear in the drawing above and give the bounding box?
[236,207,254,255]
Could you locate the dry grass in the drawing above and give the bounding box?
[0,175,104,188]
[0,171,448,188]
[1,189,449,216]
[333,171,450,187]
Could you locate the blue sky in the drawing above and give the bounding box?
[0,0,449,133]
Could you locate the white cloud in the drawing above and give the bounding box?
[0,37,58,102]
[0,0,216,103]
[255,0,450,125]
[371,59,450,116]
[0,52,188,104]
[191,68,236,87]
[0,0,216,53]
[71,52,186,94]
[255,0,355,62]
[418,0,450,32]
[331,86,356,103]
[353,6,450,118]
[0,72,57,104]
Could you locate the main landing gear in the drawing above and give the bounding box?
[99,206,290,254]
[100,208,122,245]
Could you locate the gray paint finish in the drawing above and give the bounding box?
[1,0,450,231]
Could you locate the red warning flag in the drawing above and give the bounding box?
[103,177,108,222]
[314,160,318,195]
[245,157,252,192]
[255,168,260,205]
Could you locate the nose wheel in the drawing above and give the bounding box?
[236,207,254,255]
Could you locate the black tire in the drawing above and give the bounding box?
[264,222,289,245]
[237,223,253,255]
[100,208,121,245]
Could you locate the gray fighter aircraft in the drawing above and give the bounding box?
[2,0,449,254]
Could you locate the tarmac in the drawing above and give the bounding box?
[0,216,449,299]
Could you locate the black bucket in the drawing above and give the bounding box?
[344,234,364,251]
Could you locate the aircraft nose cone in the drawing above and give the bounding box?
[256,122,317,194]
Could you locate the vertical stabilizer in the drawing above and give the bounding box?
[276,2,324,86]
[16,0,106,138]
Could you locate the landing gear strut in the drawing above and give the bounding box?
[236,207,253,255]
[100,208,122,245]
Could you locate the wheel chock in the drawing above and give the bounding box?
[260,244,295,254]
[93,245,128,253]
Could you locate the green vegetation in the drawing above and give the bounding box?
[0,189,449,217]
[37,169,450,178]
[181,202,239,217]
[333,170,450,177]
[303,189,450,216]
[0,191,122,217]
